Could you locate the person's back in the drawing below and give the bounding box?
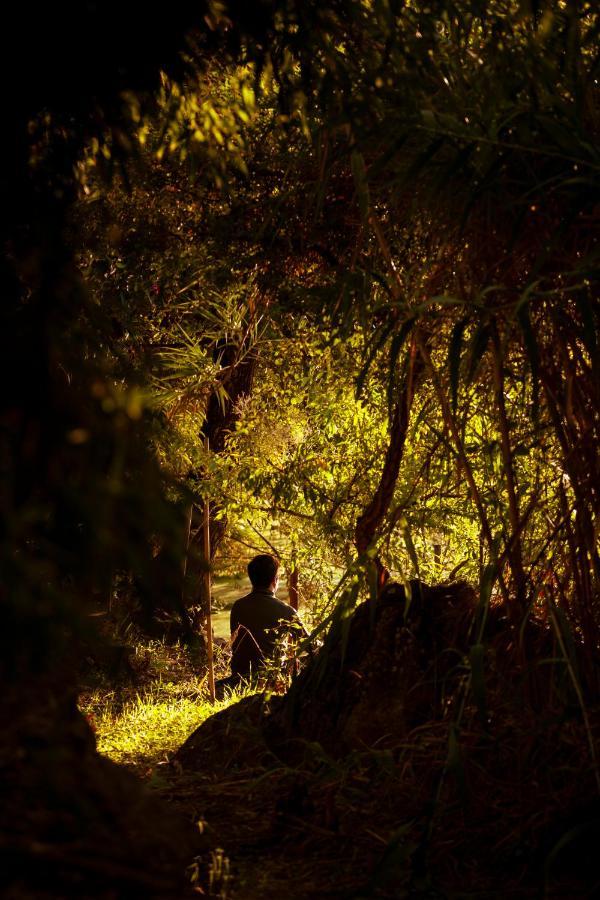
[230,554,302,679]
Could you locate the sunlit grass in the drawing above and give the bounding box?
[82,681,252,773]
[79,639,253,775]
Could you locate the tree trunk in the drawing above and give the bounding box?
[202,346,257,558]
[355,344,423,588]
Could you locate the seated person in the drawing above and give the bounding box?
[229,554,306,681]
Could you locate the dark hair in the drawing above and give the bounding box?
[248,554,280,589]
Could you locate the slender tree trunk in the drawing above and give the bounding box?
[541,364,600,654]
[491,325,527,608]
[201,347,257,557]
[414,331,512,610]
[289,566,299,611]
[355,343,423,587]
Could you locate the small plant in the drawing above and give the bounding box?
[208,848,231,899]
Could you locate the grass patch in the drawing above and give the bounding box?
[79,638,251,775]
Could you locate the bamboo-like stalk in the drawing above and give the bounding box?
[541,361,600,657]
[368,211,511,607]
[181,503,193,608]
[546,594,600,795]
[491,326,527,607]
[354,379,420,559]
[414,332,511,608]
[203,441,215,704]
[289,548,299,611]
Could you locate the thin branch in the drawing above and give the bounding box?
[227,535,269,555]
[245,520,282,558]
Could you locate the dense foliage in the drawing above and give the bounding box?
[69,0,600,652]
[2,1,599,897]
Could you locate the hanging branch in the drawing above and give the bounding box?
[245,520,282,558]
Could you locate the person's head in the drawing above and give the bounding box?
[248,554,280,591]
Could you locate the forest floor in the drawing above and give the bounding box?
[79,640,399,899]
[79,641,327,900]
[79,638,237,775]
[79,641,408,900]
[79,627,600,900]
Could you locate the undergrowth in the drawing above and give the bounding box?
[78,638,251,775]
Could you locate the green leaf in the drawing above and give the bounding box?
[355,320,396,400]
[466,320,491,386]
[447,316,468,414]
[386,318,415,415]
